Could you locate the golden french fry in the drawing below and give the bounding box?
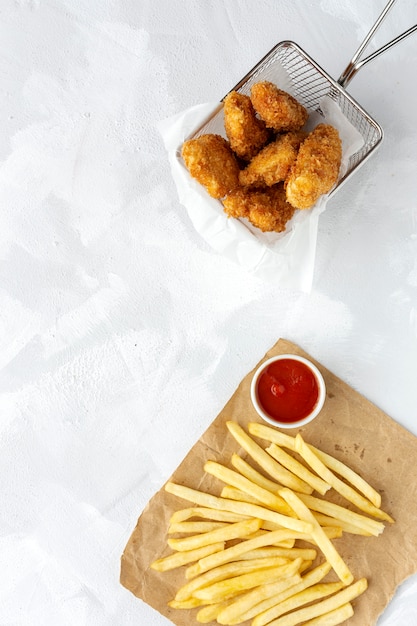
[226,421,313,494]
[220,485,274,506]
[170,507,249,524]
[165,482,313,534]
[196,602,229,623]
[168,597,205,609]
[312,512,372,536]
[251,582,343,626]
[168,521,228,534]
[175,556,291,601]
[231,453,284,494]
[302,602,354,625]
[167,517,262,552]
[263,578,367,626]
[230,562,332,625]
[279,488,354,585]
[266,443,331,495]
[205,460,293,514]
[151,541,225,571]
[298,493,384,536]
[309,445,381,508]
[249,423,382,509]
[216,575,302,625]
[235,547,317,562]
[185,528,309,578]
[294,434,393,522]
[194,558,303,603]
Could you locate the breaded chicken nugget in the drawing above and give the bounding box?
[239,131,306,187]
[223,184,295,232]
[181,134,240,198]
[223,91,270,161]
[285,123,342,209]
[251,81,308,132]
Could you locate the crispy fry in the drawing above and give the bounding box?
[285,123,342,209]
[251,81,308,132]
[167,517,262,552]
[248,422,296,448]
[263,578,367,626]
[194,558,303,603]
[232,562,332,625]
[279,488,354,585]
[168,597,205,609]
[170,506,248,524]
[185,528,311,578]
[231,453,283,493]
[266,443,331,495]
[223,91,270,161]
[196,601,229,623]
[168,521,228,534]
[182,133,240,198]
[220,485,273,506]
[150,541,225,572]
[302,603,354,625]
[175,556,291,601]
[252,582,344,626]
[165,481,313,534]
[294,434,393,522]
[205,459,293,514]
[312,512,372,536]
[226,421,312,493]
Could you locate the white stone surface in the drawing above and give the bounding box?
[1,0,416,624]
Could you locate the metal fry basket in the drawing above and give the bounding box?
[191,0,417,198]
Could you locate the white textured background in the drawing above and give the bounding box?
[1,0,417,624]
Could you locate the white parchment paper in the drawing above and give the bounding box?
[158,97,364,292]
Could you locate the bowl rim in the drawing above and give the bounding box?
[250,353,326,429]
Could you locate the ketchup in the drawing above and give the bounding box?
[256,358,319,424]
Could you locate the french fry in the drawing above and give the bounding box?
[302,602,354,625]
[170,506,249,524]
[168,597,205,609]
[205,459,294,514]
[150,541,225,571]
[248,422,382,509]
[167,517,262,552]
[193,558,303,603]
[220,485,277,506]
[168,521,229,534]
[298,493,385,537]
[196,602,229,623]
[230,562,332,625]
[216,575,302,625]
[312,512,372,536]
[231,453,284,493]
[175,556,291,602]
[251,582,343,626]
[165,482,313,534]
[266,443,331,495]
[278,488,354,585]
[263,578,367,626]
[234,547,317,562]
[294,434,394,522]
[185,528,310,578]
[226,421,313,494]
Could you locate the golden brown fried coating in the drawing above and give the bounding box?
[181,134,240,199]
[223,184,295,232]
[223,91,270,161]
[285,123,342,209]
[251,81,308,132]
[239,131,306,187]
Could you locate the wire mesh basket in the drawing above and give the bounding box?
[189,0,417,199]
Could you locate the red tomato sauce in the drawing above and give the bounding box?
[256,359,319,424]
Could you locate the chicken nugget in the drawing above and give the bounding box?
[181,134,240,198]
[223,184,295,233]
[239,131,306,187]
[223,91,270,161]
[251,81,308,132]
[285,123,342,209]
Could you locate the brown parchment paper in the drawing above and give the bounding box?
[120,338,417,625]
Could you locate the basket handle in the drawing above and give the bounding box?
[338,0,417,87]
